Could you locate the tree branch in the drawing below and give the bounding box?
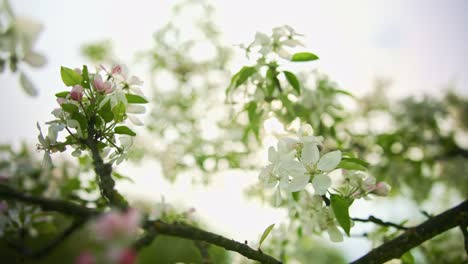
[87,116,128,209]
[7,217,87,258]
[0,186,282,264]
[0,184,98,217]
[351,216,408,230]
[142,220,282,264]
[351,199,468,264]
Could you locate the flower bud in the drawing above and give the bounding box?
[372,182,391,196]
[70,85,84,101]
[111,64,122,75]
[93,74,112,94]
[56,98,66,105]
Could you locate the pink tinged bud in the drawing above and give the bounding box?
[372,182,391,196]
[74,68,82,75]
[94,208,141,240]
[0,201,8,214]
[93,74,113,94]
[118,248,137,264]
[70,85,84,101]
[111,65,122,75]
[56,98,66,105]
[75,251,96,264]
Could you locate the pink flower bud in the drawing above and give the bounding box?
[111,65,122,75]
[372,182,391,196]
[93,74,113,94]
[74,68,82,75]
[56,98,66,105]
[118,248,137,264]
[94,208,141,240]
[75,251,96,264]
[70,85,84,101]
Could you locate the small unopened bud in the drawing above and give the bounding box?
[56,98,66,105]
[111,65,122,75]
[372,182,391,196]
[70,85,84,101]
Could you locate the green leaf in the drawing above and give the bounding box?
[259,223,275,248]
[112,102,126,123]
[235,66,256,87]
[330,194,352,236]
[112,172,134,183]
[61,103,79,114]
[291,52,319,62]
[283,71,301,95]
[60,66,82,86]
[55,91,69,98]
[81,65,90,88]
[335,89,354,98]
[114,126,136,136]
[125,94,148,104]
[19,72,38,96]
[98,101,114,123]
[226,66,256,94]
[401,251,415,264]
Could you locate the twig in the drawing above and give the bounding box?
[0,186,282,264]
[352,216,408,230]
[351,199,468,264]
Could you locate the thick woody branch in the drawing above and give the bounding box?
[0,186,281,264]
[352,216,408,230]
[351,199,468,264]
[87,116,128,209]
[141,220,282,264]
[0,184,98,217]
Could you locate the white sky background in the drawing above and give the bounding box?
[1,0,468,261]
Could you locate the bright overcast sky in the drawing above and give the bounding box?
[1,0,468,261]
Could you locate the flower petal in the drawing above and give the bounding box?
[301,143,319,165]
[317,150,341,171]
[327,224,343,242]
[312,174,331,195]
[286,174,310,192]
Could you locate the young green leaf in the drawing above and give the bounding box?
[291,52,319,62]
[55,91,69,98]
[227,66,256,95]
[125,94,148,104]
[235,66,256,87]
[112,102,126,123]
[19,72,38,96]
[337,157,369,171]
[330,194,352,236]
[61,103,79,114]
[283,71,301,95]
[98,101,114,123]
[114,126,136,136]
[259,223,275,248]
[81,65,90,88]
[60,66,83,86]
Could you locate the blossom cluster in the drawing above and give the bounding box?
[259,124,391,242]
[76,209,141,264]
[37,64,148,166]
[244,25,304,61]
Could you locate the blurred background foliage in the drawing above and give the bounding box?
[1,0,467,263]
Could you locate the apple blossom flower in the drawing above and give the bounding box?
[300,142,341,195]
[70,85,84,101]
